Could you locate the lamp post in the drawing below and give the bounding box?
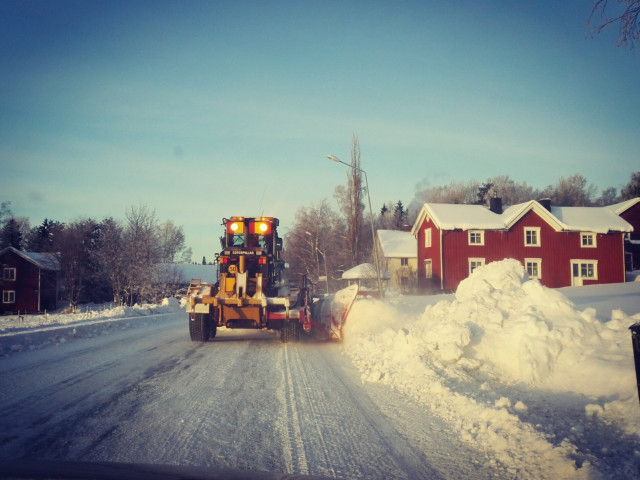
[326,154,383,299]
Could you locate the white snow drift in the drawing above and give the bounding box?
[343,259,640,479]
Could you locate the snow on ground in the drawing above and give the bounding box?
[343,259,640,479]
[2,262,640,478]
[0,298,183,355]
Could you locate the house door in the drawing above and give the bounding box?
[571,262,583,287]
[571,260,597,287]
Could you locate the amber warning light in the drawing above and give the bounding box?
[250,221,271,234]
[227,221,244,234]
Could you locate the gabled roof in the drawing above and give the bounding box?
[606,197,640,216]
[377,230,416,258]
[0,246,60,271]
[411,200,633,236]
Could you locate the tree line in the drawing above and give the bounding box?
[0,204,191,309]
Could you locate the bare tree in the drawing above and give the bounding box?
[589,0,640,50]
[157,220,186,263]
[54,218,99,310]
[94,217,126,305]
[333,134,369,267]
[284,200,347,292]
[553,173,597,206]
[620,171,640,199]
[121,205,160,305]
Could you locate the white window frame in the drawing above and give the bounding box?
[2,268,16,281]
[2,290,16,304]
[525,258,542,279]
[468,230,484,246]
[468,258,485,275]
[424,259,433,279]
[524,227,541,247]
[571,260,598,281]
[424,228,432,248]
[580,232,597,248]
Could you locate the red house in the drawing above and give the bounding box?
[608,197,640,271]
[411,199,634,292]
[0,246,60,314]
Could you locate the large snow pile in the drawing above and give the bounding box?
[343,259,640,479]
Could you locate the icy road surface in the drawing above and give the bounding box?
[0,313,499,479]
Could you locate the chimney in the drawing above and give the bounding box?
[489,197,502,214]
[539,198,552,212]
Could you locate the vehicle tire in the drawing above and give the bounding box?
[189,313,210,342]
[280,322,298,343]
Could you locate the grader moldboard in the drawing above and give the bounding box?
[186,216,358,343]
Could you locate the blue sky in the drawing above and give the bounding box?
[2,0,639,261]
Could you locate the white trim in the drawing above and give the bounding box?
[580,232,597,248]
[468,230,484,246]
[570,259,598,286]
[468,258,485,275]
[424,228,432,248]
[2,267,16,281]
[524,258,542,279]
[2,290,16,304]
[524,227,541,247]
[424,259,433,279]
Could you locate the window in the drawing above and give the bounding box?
[468,258,485,275]
[581,233,596,248]
[525,258,542,279]
[2,268,16,281]
[2,290,15,304]
[572,261,597,279]
[424,228,432,248]
[424,259,433,279]
[524,227,541,246]
[400,257,408,266]
[468,230,484,245]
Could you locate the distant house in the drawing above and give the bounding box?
[341,263,391,297]
[411,198,633,292]
[0,246,60,314]
[606,197,640,271]
[375,230,417,293]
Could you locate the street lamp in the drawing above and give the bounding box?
[326,154,383,299]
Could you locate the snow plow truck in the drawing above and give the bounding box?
[186,216,358,343]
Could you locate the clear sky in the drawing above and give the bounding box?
[2,0,639,262]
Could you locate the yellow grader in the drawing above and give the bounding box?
[186,216,358,343]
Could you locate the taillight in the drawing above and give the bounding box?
[259,257,267,264]
[220,256,228,264]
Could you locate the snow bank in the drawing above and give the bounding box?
[343,259,640,479]
[0,299,183,356]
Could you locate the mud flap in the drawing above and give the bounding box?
[312,284,359,341]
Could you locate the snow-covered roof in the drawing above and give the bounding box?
[605,197,640,215]
[342,263,392,280]
[0,247,60,271]
[411,200,633,235]
[377,230,416,258]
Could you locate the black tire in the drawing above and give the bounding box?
[280,322,298,343]
[189,313,211,342]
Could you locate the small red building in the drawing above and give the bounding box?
[0,246,60,314]
[411,199,634,292]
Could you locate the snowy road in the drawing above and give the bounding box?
[0,313,499,479]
